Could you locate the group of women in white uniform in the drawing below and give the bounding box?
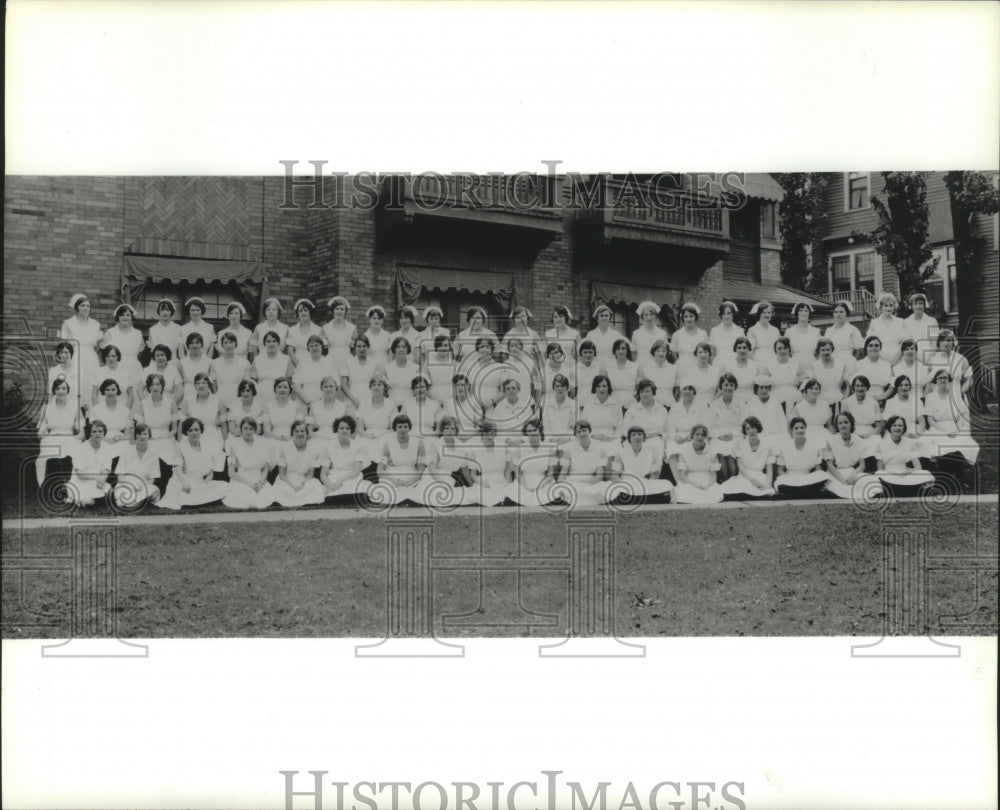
[37,289,979,509]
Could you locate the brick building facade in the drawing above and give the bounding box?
[4,172,830,409]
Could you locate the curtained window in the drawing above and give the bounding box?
[397,266,517,334]
[122,255,268,326]
[590,280,682,333]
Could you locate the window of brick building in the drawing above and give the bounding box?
[133,281,251,328]
[412,291,508,336]
[845,172,870,211]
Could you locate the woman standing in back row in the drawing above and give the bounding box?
[785,302,821,375]
[544,305,580,359]
[585,304,625,362]
[631,301,669,363]
[670,302,709,375]
[323,296,358,372]
[746,301,781,369]
[60,294,103,387]
[823,300,863,375]
[708,301,744,370]
[865,292,908,365]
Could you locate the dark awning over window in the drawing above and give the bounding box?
[723,279,833,312]
[591,281,684,330]
[591,280,684,308]
[397,266,516,312]
[123,255,269,316]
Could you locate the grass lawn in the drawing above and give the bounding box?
[3,502,996,638]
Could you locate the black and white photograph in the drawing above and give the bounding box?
[3,3,998,810]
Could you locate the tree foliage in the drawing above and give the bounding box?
[945,170,1000,337]
[774,173,828,291]
[859,171,937,302]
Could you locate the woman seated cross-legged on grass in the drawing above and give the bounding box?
[421,415,474,508]
[321,415,367,497]
[36,377,81,488]
[555,419,612,507]
[773,416,830,498]
[462,421,514,507]
[505,418,560,508]
[875,415,935,497]
[378,414,427,502]
[671,424,724,505]
[222,416,276,510]
[823,411,879,500]
[719,416,776,499]
[606,426,673,503]
[156,417,230,510]
[272,419,328,508]
[921,368,980,472]
[67,419,114,507]
[111,423,162,509]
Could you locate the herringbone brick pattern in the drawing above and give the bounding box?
[138,177,250,245]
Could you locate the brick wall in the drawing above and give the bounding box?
[4,176,125,338]
[261,177,315,313]
[529,232,575,328]
[338,207,379,332]
[688,259,725,319]
[4,177,126,408]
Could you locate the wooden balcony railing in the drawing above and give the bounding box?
[600,179,727,237]
[815,289,879,319]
